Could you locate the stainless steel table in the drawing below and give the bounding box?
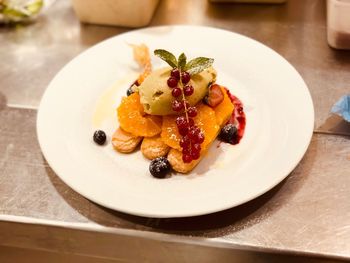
[0,0,349,262]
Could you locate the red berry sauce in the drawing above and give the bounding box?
[225,88,246,145]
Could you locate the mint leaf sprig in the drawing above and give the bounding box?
[154,49,177,68]
[154,49,213,75]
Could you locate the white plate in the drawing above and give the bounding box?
[37,26,314,218]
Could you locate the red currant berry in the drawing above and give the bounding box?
[179,126,189,136]
[181,71,190,84]
[180,136,190,148]
[167,77,178,88]
[193,125,201,133]
[194,132,205,144]
[172,100,183,112]
[182,154,193,163]
[183,85,194,96]
[176,116,186,126]
[171,87,182,97]
[191,150,200,160]
[187,118,194,127]
[171,68,180,79]
[192,143,201,152]
[188,126,200,141]
[187,107,197,117]
[182,147,191,155]
[176,118,189,131]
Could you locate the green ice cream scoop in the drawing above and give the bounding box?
[137,67,217,115]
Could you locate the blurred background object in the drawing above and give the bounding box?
[0,0,43,23]
[327,0,350,50]
[71,0,160,28]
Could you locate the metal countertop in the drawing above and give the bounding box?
[0,0,349,261]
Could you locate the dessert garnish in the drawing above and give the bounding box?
[219,124,237,143]
[154,49,214,163]
[149,157,171,178]
[93,130,106,145]
[96,44,246,178]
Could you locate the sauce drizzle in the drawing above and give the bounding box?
[225,88,246,144]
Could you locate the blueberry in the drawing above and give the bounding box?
[219,124,238,144]
[126,86,134,96]
[149,157,171,178]
[202,95,209,105]
[127,80,139,96]
[93,130,106,145]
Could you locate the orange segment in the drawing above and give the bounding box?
[117,93,162,137]
[161,103,219,150]
[213,87,234,126]
[194,104,220,147]
[161,115,182,150]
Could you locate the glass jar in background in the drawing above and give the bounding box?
[327,0,350,50]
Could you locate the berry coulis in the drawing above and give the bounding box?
[225,88,246,145]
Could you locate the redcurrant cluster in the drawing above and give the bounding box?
[168,69,193,112]
[167,68,205,163]
[176,116,204,163]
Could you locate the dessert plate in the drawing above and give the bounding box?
[37,25,314,218]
